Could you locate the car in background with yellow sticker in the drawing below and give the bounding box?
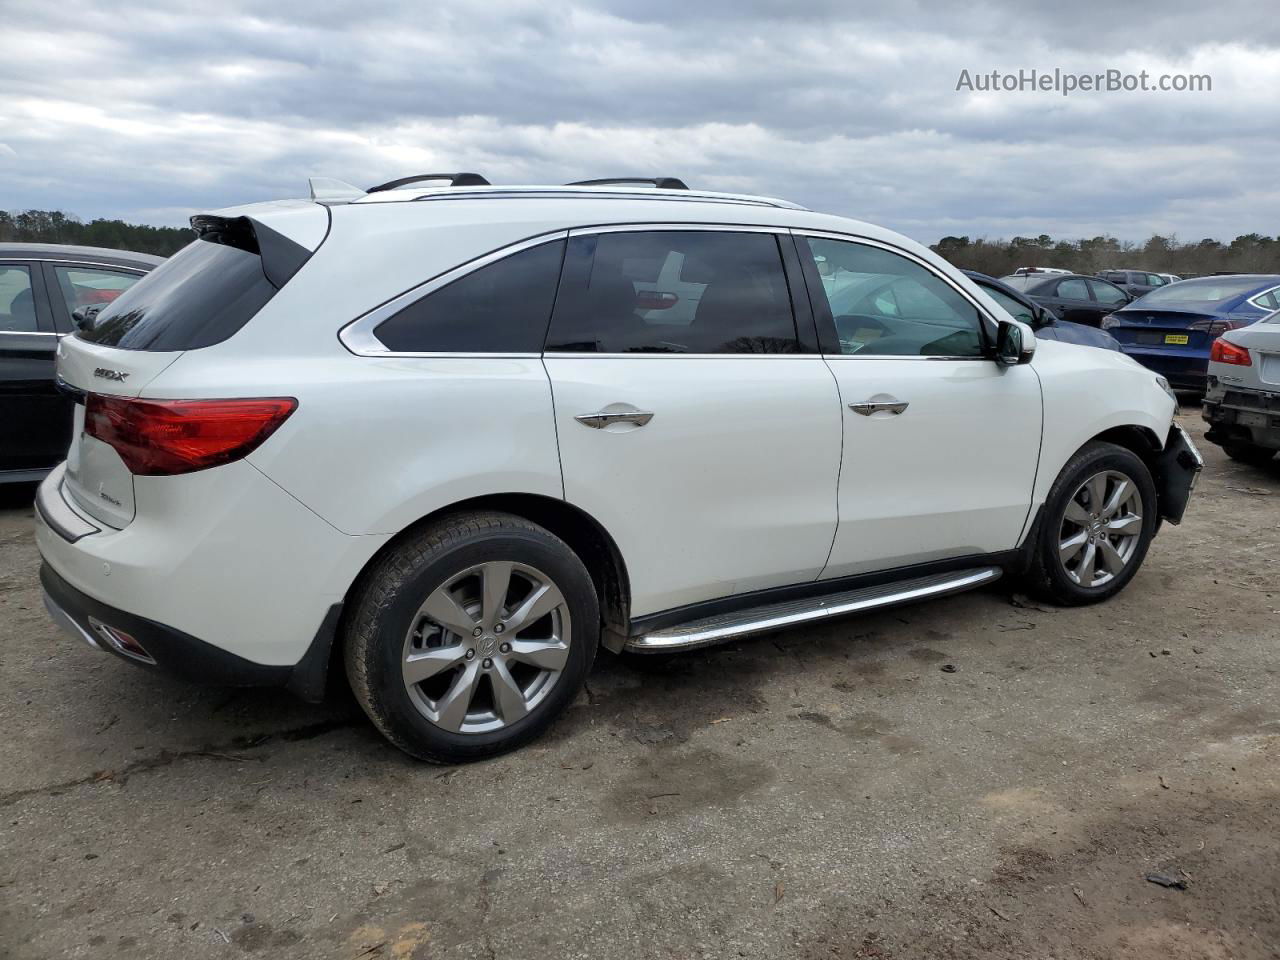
[1101,275,1280,390]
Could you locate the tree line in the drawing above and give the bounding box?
[0,210,193,256]
[932,233,1280,279]
[5,209,1279,278]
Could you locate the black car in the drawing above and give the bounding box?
[1096,269,1172,299]
[999,272,1131,327]
[962,271,1121,351]
[1,243,162,483]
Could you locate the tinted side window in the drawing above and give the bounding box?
[546,231,799,353]
[1056,278,1090,300]
[804,238,984,357]
[1088,279,1128,304]
[0,265,36,333]
[375,240,566,353]
[53,266,143,313]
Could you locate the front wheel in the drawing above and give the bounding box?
[344,512,599,763]
[1024,442,1158,605]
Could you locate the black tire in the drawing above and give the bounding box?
[1024,441,1158,606]
[344,511,599,763]
[1223,442,1276,466]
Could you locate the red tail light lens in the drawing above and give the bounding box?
[1209,339,1252,366]
[1188,318,1246,338]
[84,395,297,475]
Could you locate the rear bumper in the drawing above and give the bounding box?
[1202,385,1280,451]
[41,562,294,687]
[1118,347,1207,389]
[34,460,386,700]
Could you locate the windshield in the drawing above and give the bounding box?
[1135,277,1272,305]
[980,285,1037,324]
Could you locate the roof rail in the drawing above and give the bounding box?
[368,172,491,192]
[566,177,689,190]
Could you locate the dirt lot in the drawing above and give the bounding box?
[2,408,1278,960]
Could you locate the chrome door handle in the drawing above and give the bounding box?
[575,410,655,429]
[849,400,909,416]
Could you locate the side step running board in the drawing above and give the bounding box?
[625,566,1002,654]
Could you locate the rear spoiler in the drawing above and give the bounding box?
[190,214,313,290]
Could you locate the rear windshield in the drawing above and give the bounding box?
[76,238,276,351]
[1136,277,1270,305]
[999,275,1052,292]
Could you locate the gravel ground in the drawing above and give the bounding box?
[2,408,1278,960]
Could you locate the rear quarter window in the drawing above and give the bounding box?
[77,238,277,351]
[373,240,566,353]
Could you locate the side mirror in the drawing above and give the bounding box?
[995,319,1036,366]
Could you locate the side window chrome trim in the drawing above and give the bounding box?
[546,352,824,360]
[14,259,148,273]
[789,228,1001,355]
[338,230,570,357]
[567,222,781,237]
[1246,284,1280,310]
[341,223,791,358]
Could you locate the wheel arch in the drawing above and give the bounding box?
[1088,423,1164,466]
[341,493,632,657]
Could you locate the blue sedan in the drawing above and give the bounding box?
[1101,274,1280,389]
[962,271,1121,351]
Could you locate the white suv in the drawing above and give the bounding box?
[35,176,1202,762]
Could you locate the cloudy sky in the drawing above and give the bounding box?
[3,0,1278,244]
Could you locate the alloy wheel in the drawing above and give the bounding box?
[401,561,572,733]
[1057,470,1143,588]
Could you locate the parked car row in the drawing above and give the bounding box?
[998,266,1280,391]
[0,244,161,483]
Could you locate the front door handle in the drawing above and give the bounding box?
[849,399,909,416]
[575,410,655,429]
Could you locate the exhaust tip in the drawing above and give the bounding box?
[88,616,156,665]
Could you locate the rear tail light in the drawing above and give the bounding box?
[1188,317,1247,339]
[1209,338,1252,366]
[85,395,297,476]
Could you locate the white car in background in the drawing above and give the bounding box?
[1202,309,1280,465]
[35,176,1201,762]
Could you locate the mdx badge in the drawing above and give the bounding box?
[94,367,129,382]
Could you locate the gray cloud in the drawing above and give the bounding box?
[1,0,1277,243]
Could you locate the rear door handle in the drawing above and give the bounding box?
[849,400,909,416]
[575,410,655,429]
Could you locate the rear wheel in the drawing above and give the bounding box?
[1223,442,1276,466]
[1025,442,1158,605]
[344,512,599,762]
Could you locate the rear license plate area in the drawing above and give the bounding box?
[1135,332,1164,345]
[1164,334,1189,345]
[1238,411,1268,428]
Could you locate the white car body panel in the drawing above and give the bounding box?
[820,357,1042,578]
[546,355,842,616]
[1208,312,1280,390]
[36,187,1181,671]
[36,460,386,665]
[1028,339,1176,509]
